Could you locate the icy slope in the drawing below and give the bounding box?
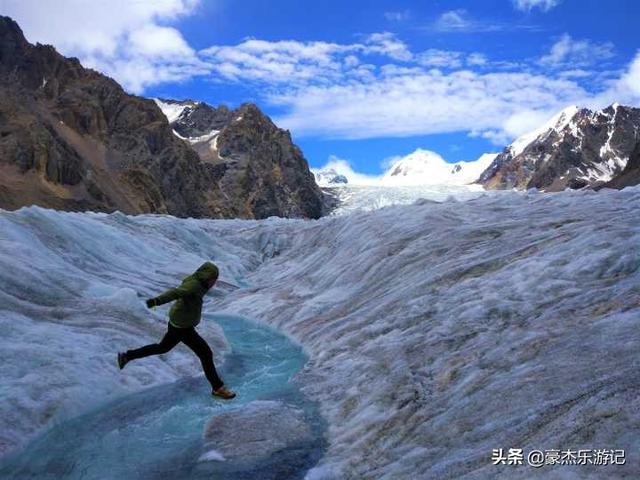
[321,184,488,216]
[214,187,640,479]
[1,185,639,479]
[0,208,259,455]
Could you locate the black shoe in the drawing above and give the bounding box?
[117,352,129,370]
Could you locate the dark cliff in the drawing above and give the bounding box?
[0,16,324,219]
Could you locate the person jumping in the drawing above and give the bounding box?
[117,261,236,400]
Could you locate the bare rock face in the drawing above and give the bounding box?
[602,141,640,189]
[155,99,327,219]
[0,16,325,219]
[478,104,640,191]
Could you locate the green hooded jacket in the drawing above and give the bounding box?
[150,262,219,328]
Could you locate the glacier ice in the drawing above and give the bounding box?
[1,184,639,478]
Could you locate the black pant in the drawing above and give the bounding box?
[126,322,224,391]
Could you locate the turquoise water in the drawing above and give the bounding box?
[0,314,326,479]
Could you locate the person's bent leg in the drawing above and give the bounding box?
[126,323,181,361]
[181,328,224,391]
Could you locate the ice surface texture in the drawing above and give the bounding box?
[0,314,325,480]
[214,187,640,479]
[1,184,639,478]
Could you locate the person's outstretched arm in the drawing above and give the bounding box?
[146,278,200,308]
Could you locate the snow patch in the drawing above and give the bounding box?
[185,129,219,144]
[508,105,579,157]
[153,98,194,123]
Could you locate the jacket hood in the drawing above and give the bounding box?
[193,262,219,285]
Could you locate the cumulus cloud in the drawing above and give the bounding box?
[362,32,413,61]
[587,51,640,108]
[197,31,637,146]
[467,53,488,66]
[540,34,615,68]
[270,70,587,141]
[2,0,206,93]
[512,0,562,12]
[200,34,414,86]
[416,49,464,68]
[200,39,349,85]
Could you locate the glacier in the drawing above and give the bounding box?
[320,184,490,216]
[0,185,639,478]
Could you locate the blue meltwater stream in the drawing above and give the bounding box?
[0,314,327,479]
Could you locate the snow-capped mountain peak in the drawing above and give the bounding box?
[382,148,452,185]
[384,149,449,181]
[313,149,498,196]
[382,149,497,186]
[479,103,640,191]
[508,105,580,157]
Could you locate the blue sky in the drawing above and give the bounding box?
[3,0,640,174]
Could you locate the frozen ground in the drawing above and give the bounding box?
[1,185,639,478]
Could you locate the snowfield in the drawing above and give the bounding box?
[1,186,639,479]
[321,183,489,215]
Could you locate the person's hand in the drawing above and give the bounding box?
[146,298,157,309]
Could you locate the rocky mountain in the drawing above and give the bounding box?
[153,98,325,218]
[603,141,640,189]
[0,16,324,219]
[478,104,640,191]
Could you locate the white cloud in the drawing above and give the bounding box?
[196,33,638,146]
[431,9,509,33]
[540,34,615,68]
[200,34,414,86]
[200,39,349,85]
[467,53,488,66]
[416,49,463,68]
[312,156,382,185]
[587,51,640,108]
[384,11,410,22]
[361,32,413,61]
[434,10,471,31]
[416,50,488,69]
[512,0,562,12]
[271,70,587,142]
[128,25,194,59]
[2,0,205,93]
[618,52,640,98]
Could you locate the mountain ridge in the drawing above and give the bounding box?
[0,16,324,219]
[153,98,327,218]
[478,103,640,191]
